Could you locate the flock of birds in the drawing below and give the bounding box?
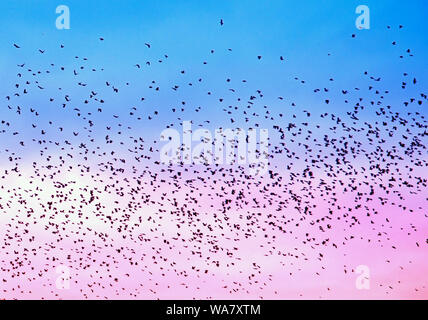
[0,20,427,299]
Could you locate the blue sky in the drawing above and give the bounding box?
[0,1,427,300]
[0,0,426,147]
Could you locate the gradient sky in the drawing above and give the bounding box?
[0,0,427,300]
